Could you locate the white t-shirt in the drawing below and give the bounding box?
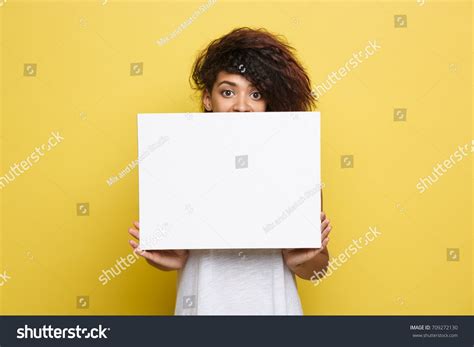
[174,248,303,315]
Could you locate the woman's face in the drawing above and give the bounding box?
[202,71,267,112]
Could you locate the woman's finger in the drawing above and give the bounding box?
[140,251,172,271]
[141,250,183,270]
[321,237,329,249]
[139,250,161,264]
[128,228,139,240]
[321,219,329,232]
[129,239,139,248]
[320,211,326,221]
[315,237,329,255]
[133,221,140,229]
[321,226,332,239]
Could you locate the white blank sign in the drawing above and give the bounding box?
[138,112,321,250]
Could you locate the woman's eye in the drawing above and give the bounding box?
[251,91,262,100]
[222,90,234,97]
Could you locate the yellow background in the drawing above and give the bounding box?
[0,0,472,315]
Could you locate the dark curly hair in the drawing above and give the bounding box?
[190,27,316,112]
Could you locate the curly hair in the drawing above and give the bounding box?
[190,27,316,112]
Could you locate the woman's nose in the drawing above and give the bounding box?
[232,95,251,112]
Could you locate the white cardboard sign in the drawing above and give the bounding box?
[138,112,321,250]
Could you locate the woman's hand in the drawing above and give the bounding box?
[128,221,189,271]
[282,211,332,279]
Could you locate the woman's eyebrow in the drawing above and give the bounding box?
[217,80,238,87]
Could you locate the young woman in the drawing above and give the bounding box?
[128,27,332,315]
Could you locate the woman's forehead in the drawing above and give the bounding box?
[214,71,254,88]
